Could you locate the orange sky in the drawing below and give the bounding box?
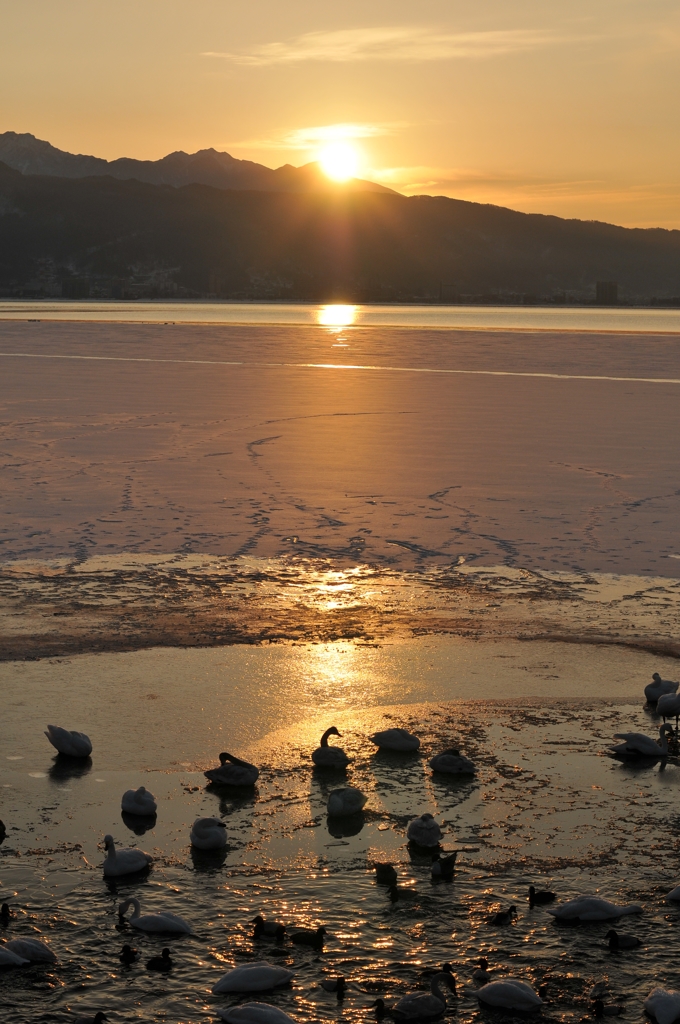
[2,0,680,227]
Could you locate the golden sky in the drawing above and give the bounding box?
[2,0,679,227]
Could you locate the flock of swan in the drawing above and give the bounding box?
[3,670,680,1024]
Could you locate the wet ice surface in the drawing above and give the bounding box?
[3,670,680,1023]
[1,555,680,660]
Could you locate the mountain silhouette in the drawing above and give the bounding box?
[1,161,679,303]
[0,131,395,194]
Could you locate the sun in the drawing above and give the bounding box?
[319,142,359,182]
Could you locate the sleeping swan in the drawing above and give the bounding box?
[102,834,152,876]
[477,980,543,1011]
[394,971,456,1019]
[212,961,295,994]
[547,896,642,922]
[44,725,92,758]
[118,897,191,934]
[370,729,420,752]
[216,1005,297,1024]
[645,673,679,704]
[327,786,367,817]
[644,988,680,1024]
[121,786,157,816]
[190,817,228,850]
[610,724,673,758]
[204,752,259,786]
[407,813,443,847]
[311,727,349,768]
[429,749,476,775]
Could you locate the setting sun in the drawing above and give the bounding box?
[319,141,359,182]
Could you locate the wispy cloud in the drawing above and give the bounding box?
[221,121,402,152]
[203,26,558,66]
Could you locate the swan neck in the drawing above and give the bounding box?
[430,974,450,1002]
[129,898,141,919]
[224,753,250,767]
[659,727,669,754]
[320,728,334,747]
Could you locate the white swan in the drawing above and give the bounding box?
[394,971,456,1019]
[610,724,673,757]
[311,727,349,768]
[204,751,259,786]
[666,884,680,901]
[121,786,157,816]
[327,786,367,816]
[429,749,476,774]
[370,729,420,752]
[0,945,29,967]
[190,816,228,849]
[216,1004,297,1024]
[102,835,152,876]
[212,961,295,994]
[4,937,56,962]
[645,673,679,703]
[547,895,643,922]
[44,724,92,758]
[118,897,191,934]
[407,813,443,847]
[645,989,680,1024]
[477,980,543,1012]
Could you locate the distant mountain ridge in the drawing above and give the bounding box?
[1,160,679,303]
[0,131,395,194]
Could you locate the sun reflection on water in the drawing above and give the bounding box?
[316,304,357,327]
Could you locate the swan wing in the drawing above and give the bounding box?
[394,993,444,1018]
[216,1004,297,1024]
[667,885,680,901]
[612,733,661,755]
[212,963,294,993]
[645,989,680,1024]
[0,946,29,966]
[477,981,542,1010]
[5,938,56,962]
[157,912,192,931]
[45,725,92,757]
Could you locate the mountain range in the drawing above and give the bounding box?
[1,133,679,303]
[0,131,394,194]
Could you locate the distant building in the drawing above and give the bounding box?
[596,281,618,305]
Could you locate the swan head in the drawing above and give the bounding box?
[420,813,434,822]
[161,947,171,959]
[605,929,618,940]
[218,752,229,764]
[477,957,489,969]
[653,672,662,682]
[137,786,147,795]
[320,727,342,745]
[93,1015,108,1024]
[661,723,674,734]
[252,915,265,926]
[103,834,114,850]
